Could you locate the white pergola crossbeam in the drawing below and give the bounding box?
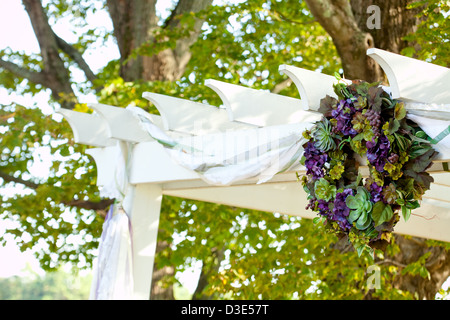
[57,109,116,147]
[164,181,450,243]
[205,79,322,126]
[279,64,341,111]
[143,91,252,135]
[367,48,450,104]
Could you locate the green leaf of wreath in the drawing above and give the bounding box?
[372,202,394,227]
[388,119,400,134]
[402,206,411,222]
[394,102,407,120]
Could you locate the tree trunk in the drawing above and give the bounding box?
[350,0,423,55]
[150,241,175,300]
[304,0,382,82]
[309,0,450,299]
[389,235,450,300]
[192,248,225,300]
[106,0,212,82]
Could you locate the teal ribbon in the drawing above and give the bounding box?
[428,125,450,172]
[429,125,450,145]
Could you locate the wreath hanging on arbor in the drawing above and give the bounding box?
[300,75,438,257]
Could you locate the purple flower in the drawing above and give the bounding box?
[332,189,353,230]
[331,99,358,137]
[306,197,331,217]
[304,142,328,180]
[366,135,390,172]
[317,199,331,216]
[369,182,383,203]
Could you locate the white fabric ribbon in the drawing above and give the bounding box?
[90,205,134,300]
[405,102,450,159]
[128,106,313,186]
[89,143,134,300]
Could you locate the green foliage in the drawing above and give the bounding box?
[0,267,92,300]
[0,103,104,270]
[403,0,450,67]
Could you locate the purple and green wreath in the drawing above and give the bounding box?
[300,76,437,256]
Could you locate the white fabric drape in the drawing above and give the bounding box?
[89,143,134,300]
[128,104,450,185]
[89,205,134,300]
[128,106,314,186]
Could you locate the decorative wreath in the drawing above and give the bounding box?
[300,75,437,256]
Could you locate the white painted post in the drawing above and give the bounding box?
[125,183,163,300]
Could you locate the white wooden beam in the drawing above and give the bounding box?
[143,92,251,135]
[163,181,316,219]
[205,79,322,126]
[85,146,122,187]
[367,48,450,104]
[128,141,200,184]
[126,183,163,300]
[278,65,342,111]
[163,181,450,243]
[57,109,116,147]
[89,103,154,143]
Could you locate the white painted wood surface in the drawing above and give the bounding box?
[127,183,162,300]
[367,48,450,104]
[163,180,450,243]
[56,109,116,147]
[143,91,251,134]
[89,103,154,143]
[278,64,341,111]
[205,79,322,126]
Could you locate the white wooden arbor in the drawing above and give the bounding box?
[59,49,450,299]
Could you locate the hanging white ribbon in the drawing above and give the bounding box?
[89,143,134,300]
[89,204,134,300]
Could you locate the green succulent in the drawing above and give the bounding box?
[352,111,374,141]
[314,178,337,201]
[329,162,345,180]
[382,183,397,204]
[345,187,373,230]
[312,119,337,152]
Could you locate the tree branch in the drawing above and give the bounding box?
[61,198,114,211]
[270,9,317,26]
[54,34,98,85]
[22,0,61,68]
[0,57,47,86]
[163,0,213,79]
[0,169,40,189]
[0,169,113,211]
[304,0,381,82]
[163,0,212,29]
[22,0,76,108]
[271,78,293,94]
